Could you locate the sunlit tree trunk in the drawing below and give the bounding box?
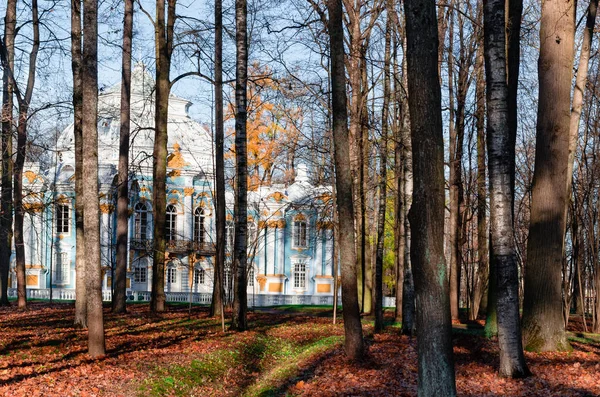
[82,0,105,357]
[151,0,176,313]
[210,0,225,320]
[0,0,16,306]
[522,0,575,353]
[404,0,456,392]
[72,0,87,327]
[483,0,529,377]
[12,0,40,311]
[113,0,134,314]
[231,0,248,331]
[327,0,365,361]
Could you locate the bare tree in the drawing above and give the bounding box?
[521,0,575,352]
[404,0,456,392]
[326,0,365,361]
[82,0,105,357]
[113,0,134,314]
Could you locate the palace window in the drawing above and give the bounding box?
[293,262,306,289]
[224,265,232,292]
[194,207,208,244]
[134,266,147,283]
[166,205,177,241]
[225,220,234,250]
[247,266,254,287]
[247,222,257,246]
[134,202,148,240]
[56,204,69,234]
[54,252,70,284]
[167,267,177,284]
[293,219,308,248]
[194,268,205,285]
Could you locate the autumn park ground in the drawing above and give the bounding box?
[0,304,599,397]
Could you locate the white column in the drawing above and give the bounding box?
[266,227,275,274]
[183,194,193,240]
[324,229,333,276]
[257,227,265,274]
[314,229,323,276]
[101,211,110,268]
[276,225,285,275]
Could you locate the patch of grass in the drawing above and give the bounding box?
[568,332,600,345]
[139,348,241,397]
[242,335,343,397]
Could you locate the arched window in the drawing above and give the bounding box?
[194,207,207,244]
[194,267,205,285]
[134,202,148,240]
[166,205,177,241]
[293,218,308,248]
[226,220,234,250]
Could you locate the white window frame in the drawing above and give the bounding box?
[134,202,149,240]
[194,267,205,285]
[167,266,177,284]
[225,220,234,250]
[194,207,208,244]
[134,266,147,283]
[55,203,70,235]
[293,219,308,248]
[166,205,178,241]
[247,266,254,287]
[54,252,70,285]
[293,262,307,289]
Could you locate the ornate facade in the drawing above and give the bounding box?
[11,65,335,303]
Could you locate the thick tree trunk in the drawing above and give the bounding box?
[404,0,456,393]
[522,0,575,353]
[0,0,16,306]
[327,0,365,361]
[210,0,225,320]
[113,0,134,314]
[483,0,529,377]
[231,0,248,331]
[151,0,175,313]
[82,0,105,357]
[72,0,87,327]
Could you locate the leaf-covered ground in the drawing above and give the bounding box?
[0,302,599,396]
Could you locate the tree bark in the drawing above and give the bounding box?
[82,0,105,357]
[12,0,40,311]
[483,0,529,377]
[231,0,248,331]
[404,0,456,392]
[0,0,16,306]
[374,0,393,332]
[210,0,225,320]
[151,0,176,313]
[72,0,87,327]
[522,0,575,353]
[327,0,365,361]
[113,0,134,314]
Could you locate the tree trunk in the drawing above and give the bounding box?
[522,0,575,353]
[151,0,176,313]
[0,0,16,306]
[483,0,529,377]
[113,0,133,314]
[374,0,393,332]
[327,0,365,361]
[471,32,488,322]
[72,0,87,327]
[404,0,456,392]
[210,0,225,320]
[82,0,105,358]
[231,0,248,331]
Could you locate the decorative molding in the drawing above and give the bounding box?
[99,204,115,214]
[184,187,195,196]
[24,170,41,184]
[167,142,190,169]
[23,202,44,213]
[266,191,287,202]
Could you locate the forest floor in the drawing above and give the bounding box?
[0,302,599,396]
